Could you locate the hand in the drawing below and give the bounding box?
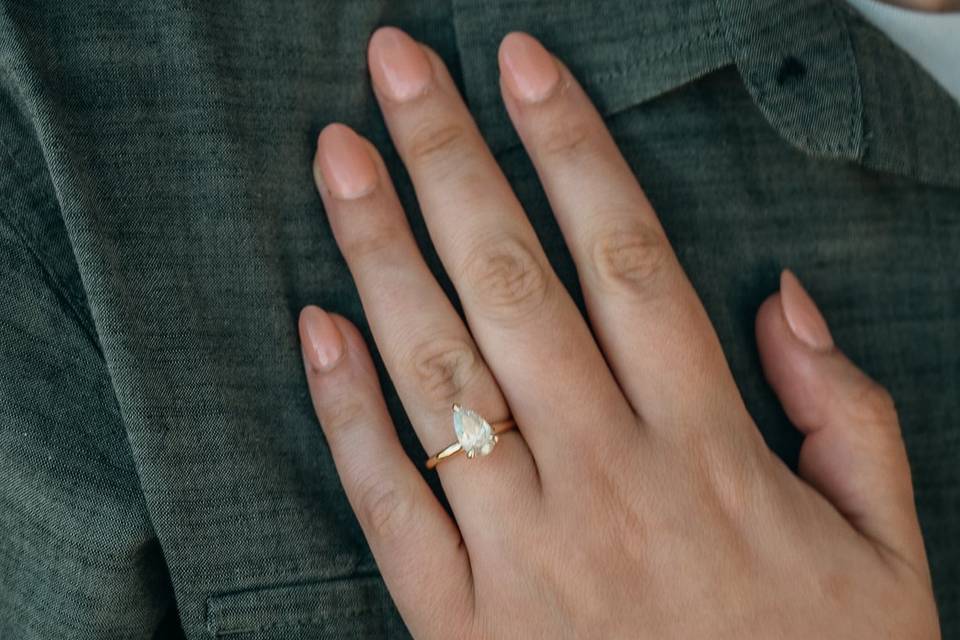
[298,27,939,639]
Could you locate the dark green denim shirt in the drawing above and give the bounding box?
[1,1,958,638]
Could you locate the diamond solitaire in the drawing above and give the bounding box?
[453,404,497,459]
[425,405,516,469]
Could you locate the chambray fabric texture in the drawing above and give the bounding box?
[0,1,958,638]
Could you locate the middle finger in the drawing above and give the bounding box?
[367,27,635,465]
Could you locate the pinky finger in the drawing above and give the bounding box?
[299,306,474,637]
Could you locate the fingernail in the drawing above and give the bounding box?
[368,27,432,102]
[316,124,378,200]
[300,306,345,372]
[779,270,834,352]
[498,32,560,103]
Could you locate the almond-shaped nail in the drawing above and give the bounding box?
[316,124,378,200]
[780,270,834,352]
[498,32,560,103]
[300,305,345,372]
[368,27,432,102]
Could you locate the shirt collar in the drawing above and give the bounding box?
[451,0,960,188]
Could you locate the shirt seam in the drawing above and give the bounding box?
[830,0,867,161]
[0,134,103,354]
[589,28,727,87]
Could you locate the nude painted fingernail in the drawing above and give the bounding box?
[368,27,432,102]
[300,306,345,372]
[316,124,377,200]
[780,270,834,352]
[498,32,560,103]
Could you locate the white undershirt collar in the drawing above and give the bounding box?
[845,0,960,102]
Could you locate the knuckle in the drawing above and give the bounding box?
[461,234,551,323]
[589,220,670,296]
[539,117,597,161]
[319,393,369,437]
[848,380,900,430]
[406,120,474,169]
[408,335,484,409]
[356,476,413,541]
[338,219,401,261]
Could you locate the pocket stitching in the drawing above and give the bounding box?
[206,576,392,637]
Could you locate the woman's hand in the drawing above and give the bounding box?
[298,27,939,639]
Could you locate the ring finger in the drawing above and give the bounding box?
[313,123,538,535]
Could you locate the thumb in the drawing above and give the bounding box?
[756,270,928,575]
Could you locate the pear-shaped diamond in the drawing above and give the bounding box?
[453,405,496,459]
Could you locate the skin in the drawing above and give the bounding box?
[297,27,941,639]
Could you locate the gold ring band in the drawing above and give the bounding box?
[426,404,516,469]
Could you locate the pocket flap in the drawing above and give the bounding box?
[206,575,404,638]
